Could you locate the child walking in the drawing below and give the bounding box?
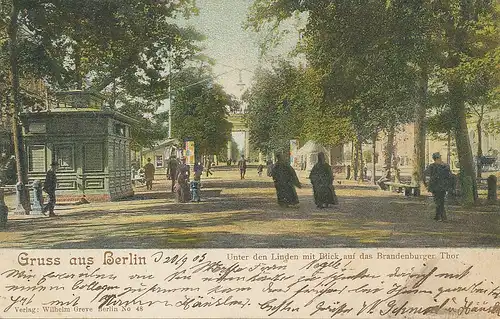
[190,171,202,202]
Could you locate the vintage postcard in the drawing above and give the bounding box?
[0,0,499,318]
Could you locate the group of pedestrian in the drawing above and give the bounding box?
[269,152,338,209]
[38,149,455,221]
[165,156,193,203]
[137,154,214,203]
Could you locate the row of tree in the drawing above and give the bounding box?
[0,1,234,190]
[244,0,500,203]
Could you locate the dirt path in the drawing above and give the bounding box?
[0,170,499,248]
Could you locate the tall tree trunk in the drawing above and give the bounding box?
[358,137,364,182]
[411,70,427,188]
[451,83,478,204]
[8,5,30,211]
[447,130,452,165]
[350,140,355,179]
[8,6,24,184]
[353,138,359,181]
[384,125,395,179]
[372,131,377,185]
[476,107,484,179]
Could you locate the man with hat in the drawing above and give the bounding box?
[42,161,59,217]
[143,158,155,190]
[424,152,453,221]
[166,155,179,193]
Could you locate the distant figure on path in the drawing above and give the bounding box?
[166,155,178,193]
[194,161,203,176]
[257,164,264,177]
[42,161,58,217]
[271,154,301,207]
[266,160,273,177]
[309,152,338,209]
[346,165,351,180]
[190,171,202,202]
[144,158,155,190]
[424,152,453,222]
[206,161,213,177]
[238,155,247,179]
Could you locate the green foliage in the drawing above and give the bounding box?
[243,61,307,154]
[170,67,233,156]
[111,96,168,151]
[247,0,417,147]
[1,0,208,151]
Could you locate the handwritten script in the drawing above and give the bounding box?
[0,249,499,318]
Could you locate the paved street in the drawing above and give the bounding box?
[1,168,499,249]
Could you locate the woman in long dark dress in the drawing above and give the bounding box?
[271,154,301,207]
[309,152,338,208]
[174,173,191,203]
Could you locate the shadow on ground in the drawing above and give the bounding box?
[2,178,499,249]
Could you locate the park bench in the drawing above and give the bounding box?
[384,182,420,196]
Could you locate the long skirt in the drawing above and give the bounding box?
[274,182,299,206]
[312,184,338,207]
[175,182,191,203]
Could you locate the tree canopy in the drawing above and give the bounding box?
[246,0,500,201]
[170,66,234,157]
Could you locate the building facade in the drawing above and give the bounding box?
[21,91,136,202]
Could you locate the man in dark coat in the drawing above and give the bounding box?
[424,152,453,221]
[42,161,58,217]
[309,152,338,208]
[166,155,178,193]
[144,158,155,190]
[271,154,301,207]
[238,155,247,179]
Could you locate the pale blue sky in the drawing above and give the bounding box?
[181,1,301,150]
[187,0,259,98]
[186,0,301,98]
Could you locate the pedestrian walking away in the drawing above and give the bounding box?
[309,152,338,209]
[424,152,453,222]
[271,154,301,207]
[144,158,155,190]
[42,161,59,217]
[257,164,264,177]
[238,155,247,179]
[206,161,214,177]
[166,155,178,193]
